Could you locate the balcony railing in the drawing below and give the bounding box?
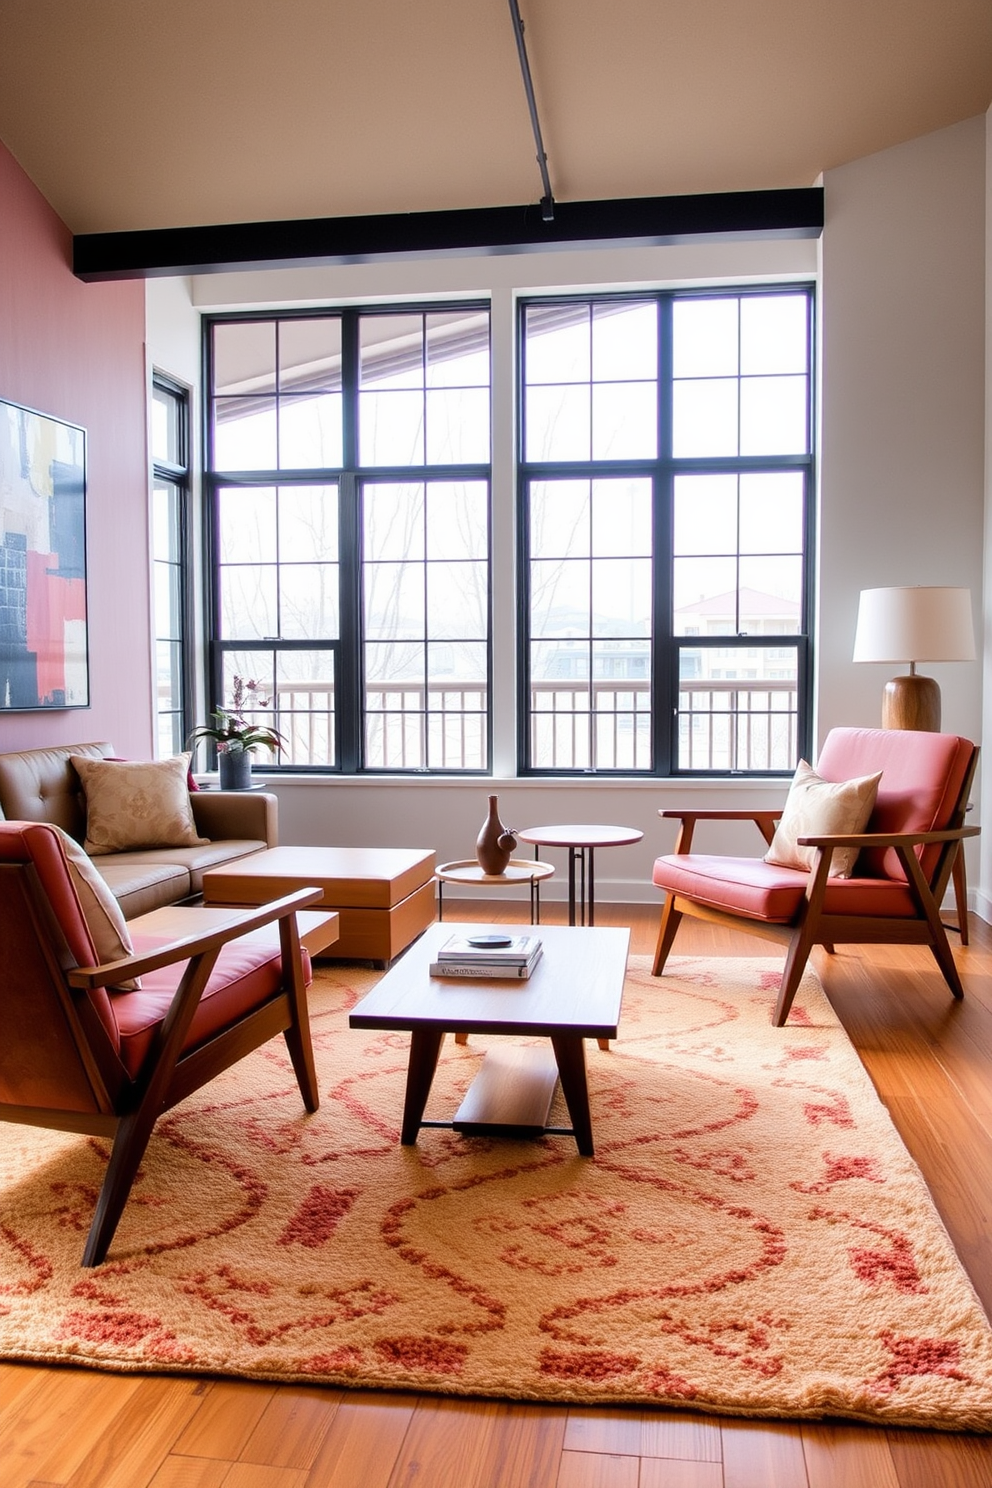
[187,677,797,772]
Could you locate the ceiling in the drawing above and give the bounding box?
[0,0,990,238]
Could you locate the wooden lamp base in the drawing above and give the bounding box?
[882,673,941,732]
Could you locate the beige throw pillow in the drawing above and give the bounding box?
[51,825,141,990]
[72,753,208,856]
[763,760,882,879]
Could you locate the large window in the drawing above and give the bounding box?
[151,374,192,756]
[519,288,814,774]
[206,307,492,771]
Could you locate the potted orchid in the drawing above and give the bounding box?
[188,676,286,789]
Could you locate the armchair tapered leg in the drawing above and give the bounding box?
[773,923,818,1027]
[82,1110,158,1267]
[652,895,683,976]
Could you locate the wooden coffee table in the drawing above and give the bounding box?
[349,921,629,1156]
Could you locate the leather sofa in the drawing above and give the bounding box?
[0,742,277,918]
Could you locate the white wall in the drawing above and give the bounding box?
[145,118,988,910]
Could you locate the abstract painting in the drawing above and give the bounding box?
[0,397,88,709]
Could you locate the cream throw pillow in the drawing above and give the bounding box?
[763,760,882,879]
[72,753,208,856]
[51,825,141,990]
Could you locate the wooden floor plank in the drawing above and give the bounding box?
[239,1385,344,1469]
[721,1418,810,1488]
[146,1458,230,1488]
[474,1401,568,1488]
[173,1380,275,1461]
[64,1376,205,1488]
[802,1422,901,1488]
[383,1396,501,1488]
[0,1370,141,1488]
[555,1450,640,1488]
[562,1408,644,1457]
[301,1391,415,1487]
[885,1428,992,1488]
[638,1457,725,1488]
[223,1463,308,1488]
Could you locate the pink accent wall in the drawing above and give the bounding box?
[0,138,152,757]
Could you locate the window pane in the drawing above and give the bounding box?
[360,314,424,388]
[427,561,487,639]
[591,478,652,557]
[279,484,338,562]
[592,382,657,459]
[153,562,179,636]
[213,321,277,395]
[364,562,424,640]
[530,481,590,560]
[277,649,336,767]
[219,565,277,638]
[213,399,277,470]
[429,639,487,682]
[152,482,180,560]
[425,387,490,463]
[738,557,802,632]
[592,302,657,381]
[672,299,739,377]
[279,564,340,640]
[674,474,738,556]
[739,472,804,554]
[676,647,799,771]
[592,557,651,636]
[359,390,425,465]
[740,295,807,375]
[740,375,808,455]
[673,557,738,633]
[426,312,490,387]
[672,379,738,457]
[530,558,590,638]
[279,318,342,391]
[525,384,590,461]
[151,387,180,464]
[364,483,424,561]
[425,482,487,561]
[525,305,590,384]
[278,393,343,468]
[218,487,276,563]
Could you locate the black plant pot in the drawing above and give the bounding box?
[218,749,252,790]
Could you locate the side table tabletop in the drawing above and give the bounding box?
[516,824,644,926]
[435,858,555,925]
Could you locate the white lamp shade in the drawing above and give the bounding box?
[853,586,976,664]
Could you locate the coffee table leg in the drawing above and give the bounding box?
[550,1033,594,1156]
[401,1028,446,1144]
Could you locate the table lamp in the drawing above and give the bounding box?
[852,586,975,731]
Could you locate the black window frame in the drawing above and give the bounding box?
[202,303,494,775]
[516,284,815,778]
[150,371,194,756]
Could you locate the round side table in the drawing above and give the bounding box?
[435,858,555,925]
[516,824,644,926]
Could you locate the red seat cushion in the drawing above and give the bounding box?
[111,933,312,1080]
[652,854,918,924]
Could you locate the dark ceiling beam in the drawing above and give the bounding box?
[72,188,824,282]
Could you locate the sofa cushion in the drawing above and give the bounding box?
[72,754,208,855]
[653,853,919,923]
[92,860,193,920]
[763,759,881,878]
[103,838,269,895]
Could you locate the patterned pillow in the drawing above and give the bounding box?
[763,760,882,879]
[71,753,208,856]
[51,825,141,989]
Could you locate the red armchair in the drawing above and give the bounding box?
[0,820,322,1266]
[651,728,979,1026]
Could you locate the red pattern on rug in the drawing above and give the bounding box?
[1,955,991,1430]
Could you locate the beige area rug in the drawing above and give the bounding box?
[2,955,992,1430]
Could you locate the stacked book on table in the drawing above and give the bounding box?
[430,933,543,980]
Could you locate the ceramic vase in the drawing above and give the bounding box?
[218,747,252,790]
[476,794,517,875]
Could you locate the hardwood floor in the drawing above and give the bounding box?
[4,899,992,1487]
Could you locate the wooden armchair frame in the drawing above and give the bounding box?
[652,743,979,1027]
[1,861,322,1266]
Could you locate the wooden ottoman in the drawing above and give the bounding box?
[202,846,436,966]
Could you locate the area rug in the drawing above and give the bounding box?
[2,956,992,1430]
